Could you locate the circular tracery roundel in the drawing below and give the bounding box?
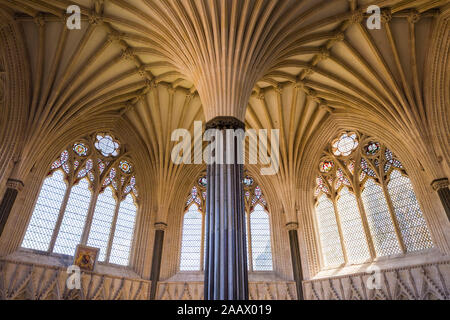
[319,160,334,173]
[119,160,132,174]
[364,142,381,156]
[73,143,88,157]
[332,132,358,156]
[95,134,120,157]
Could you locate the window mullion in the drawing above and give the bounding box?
[331,198,349,265]
[353,183,377,260]
[105,198,121,263]
[80,187,100,245]
[48,182,73,253]
[246,211,253,272]
[353,151,376,260]
[380,177,407,253]
[200,211,206,271]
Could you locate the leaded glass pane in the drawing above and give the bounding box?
[361,179,402,256]
[22,171,67,251]
[315,194,344,267]
[109,194,137,265]
[53,178,92,256]
[87,187,117,262]
[250,204,273,271]
[180,204,202,271]
[336,187,371,264]
[387,170,433,252]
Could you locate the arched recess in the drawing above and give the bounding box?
[0,8,30,190]
[297,113,450,278]
[245,165,294,280]
[158,165,205,281]
[0,115,154,278]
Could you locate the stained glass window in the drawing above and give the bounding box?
[249,204,273,271]
[315,194,344,267]
[21,133,139,267]
[119,160,132,174]
[361,179,402,256]
[95,134,119,157]
[53,178,92,255]
[87,187,116,262]
[314,131,434,270]
[387,170,433,252]
[21,170,67,251]
[179,176,273,272]
[109,194,137,266]
[180,203,203,271]
[336,187,371,264]
[73,143,88,157]
[332,132,358,156]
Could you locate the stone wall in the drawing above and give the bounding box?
[302,260,450,300]
[0,258,297,300]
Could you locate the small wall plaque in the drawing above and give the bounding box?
[73,244,99,272]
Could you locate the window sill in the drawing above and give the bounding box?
[312,247,447,280]
[3,249,141,279]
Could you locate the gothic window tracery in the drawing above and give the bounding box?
[21,133,139,266]
[314,131,433,269]
[179,174,273,272]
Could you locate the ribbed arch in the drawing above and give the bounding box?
[313,130,434,270]
[21,133,140,266]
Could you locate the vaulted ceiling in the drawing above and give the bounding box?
[0,0,448,222]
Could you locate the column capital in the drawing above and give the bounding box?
[154,222,168,231]
[205,116,245,130]
[6,179,24,192]
[286,222,299,231]
[431,178,449,191]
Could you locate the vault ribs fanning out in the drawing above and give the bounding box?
[0,0,448,300]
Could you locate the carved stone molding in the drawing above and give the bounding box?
[6,179,24,192]
[303,261,450,300]
[285,222,299,231]
[154,222,168,231]
[205,116,245,131]
[0,259,151,300]
[431,178,449,191]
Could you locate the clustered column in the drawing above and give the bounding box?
[204,116,248,300]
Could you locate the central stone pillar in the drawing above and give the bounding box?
[204,116,248,300]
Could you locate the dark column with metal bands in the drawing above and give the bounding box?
[149,223,167,300]
[287,222,304,300]
[0,179,24,237]
[204,116,248,300]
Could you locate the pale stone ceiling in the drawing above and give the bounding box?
[0,0,448,223]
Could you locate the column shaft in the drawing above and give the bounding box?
[150,225,166,300]
[204,117,248,300]
[0,179,24,237]
[288,226,304,300]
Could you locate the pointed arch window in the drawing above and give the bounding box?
[21,133,139,266]
[179,175,273,272]
[314,131,433,269]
